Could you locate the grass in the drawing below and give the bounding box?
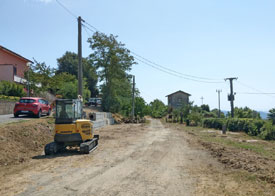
[167,122,275,161]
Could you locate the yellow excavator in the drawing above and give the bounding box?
[45,99,99,155]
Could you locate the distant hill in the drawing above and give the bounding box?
[221,110,268,119]
[259,111,268,119]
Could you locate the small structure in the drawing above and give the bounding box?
[166,90,191,110]
[0,45,33,84]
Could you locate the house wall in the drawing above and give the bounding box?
[0,48,28,78]
[0,65,14,82]
[168,92,189,109]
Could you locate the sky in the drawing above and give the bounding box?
[1,0,275,111]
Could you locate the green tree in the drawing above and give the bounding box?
[88,32,136,113]
[268,108,275,125]
[149,99,167,118]
[201,104,210,112]
[229,107,261,119]
[24,59,55,94]
[56,51,98,96]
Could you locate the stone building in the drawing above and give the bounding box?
[166,90,191,110]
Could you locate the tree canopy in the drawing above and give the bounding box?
[88,32,136,113]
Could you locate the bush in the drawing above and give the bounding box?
[203,118,267,137]
[202,118,225,130]
[0,81,26,97]
[260,122,275,140]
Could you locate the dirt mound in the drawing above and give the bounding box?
[0,118,54,167]
[112,113,124,124]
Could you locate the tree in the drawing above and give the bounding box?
[88,32,136,113]
[201,104,210,112]
[24,59,55,94]
[229,107,261,119]
[56,51,98,96]
[268,108,275,125]
[149,99,167,118]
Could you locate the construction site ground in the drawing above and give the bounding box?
[0,118,274,196]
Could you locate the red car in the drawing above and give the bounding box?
[14,97,51,118]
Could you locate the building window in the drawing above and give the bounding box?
[13,67,17,76]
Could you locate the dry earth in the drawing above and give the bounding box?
[0,119,274,196]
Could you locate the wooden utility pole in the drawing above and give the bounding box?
[78,16,84,98]
[216,89,222,118]
[132,75,135,121]
[225,77,238,117]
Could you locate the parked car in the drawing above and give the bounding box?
[88,98,102,106]
[88,98,97,106]
[14,97,51,118]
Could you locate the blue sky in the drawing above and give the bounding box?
[1,0,275,111]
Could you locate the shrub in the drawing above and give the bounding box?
[0,81,26,97]
[203,118,266,137]
[260,122,275,140]
[202,118,225,130]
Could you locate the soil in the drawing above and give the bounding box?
[0,119,274,196]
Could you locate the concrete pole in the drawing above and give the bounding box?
[78,16,83,98]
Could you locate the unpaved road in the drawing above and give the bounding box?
[0,114,33,124]
[1,119,271,196]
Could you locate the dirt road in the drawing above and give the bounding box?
[1,119,272,196]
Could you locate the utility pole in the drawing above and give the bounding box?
[27,62,31,97]
[78,16,84,98]
[132,75,135,121]
[216,89,222,118]
[200,96,204,105]
[225,77,238,117]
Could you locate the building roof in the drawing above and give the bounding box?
[0,45,33,63]
[166,90,191,97]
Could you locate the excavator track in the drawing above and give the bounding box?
[80,135,99,154]
[44,142,64,155]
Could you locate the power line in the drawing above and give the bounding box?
[134,56,224,83]
[236,81,275,98]
[131,51,223,81]
[56,0,77,19]
[236,92,275,95]
[55,0,224,84]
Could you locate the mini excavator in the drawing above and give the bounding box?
[44,99,99,155]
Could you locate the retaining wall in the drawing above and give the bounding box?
[91,112,114,130]
[0,100,15,115]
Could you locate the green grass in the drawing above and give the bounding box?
[167,123,275,160]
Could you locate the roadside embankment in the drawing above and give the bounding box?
[164,122,275,185]
[0,118,54,169]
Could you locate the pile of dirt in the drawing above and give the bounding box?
[0,118,54,167]
[199,140,275,184]
[112,113,124,124]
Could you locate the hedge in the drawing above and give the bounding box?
[202,118,275,140]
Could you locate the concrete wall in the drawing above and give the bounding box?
[91,112,114,130]
[0,100,15,115]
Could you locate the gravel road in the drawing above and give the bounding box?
[1,119,253,196]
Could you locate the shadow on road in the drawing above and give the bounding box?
[32,149,83,160]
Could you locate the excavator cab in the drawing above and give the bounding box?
[55,99,82,124]
[44,99,99,155]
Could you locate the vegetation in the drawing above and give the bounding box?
[0,81,26,97]
[149,99,167,118]
[56,51,98,97]
[267,108,275,125]
[88,32,135,113]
